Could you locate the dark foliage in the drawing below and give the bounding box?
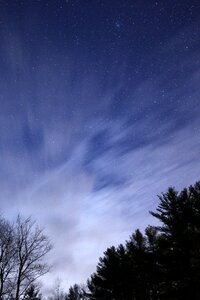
[2,181,199,299]
[24,284,42,300]
[84,181,200,299]
[66,284,87,300]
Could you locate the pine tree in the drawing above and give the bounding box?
[77,181,200,300]
[24,284,42,300]
[66,284,86,300]
[150,182,200,299]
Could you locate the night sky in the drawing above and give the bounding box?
[0,0,200,294]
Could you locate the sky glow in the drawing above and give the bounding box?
[0,0,200,294]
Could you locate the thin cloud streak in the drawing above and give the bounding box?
[0,12,200,293]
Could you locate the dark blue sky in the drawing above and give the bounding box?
[0,0,200,293]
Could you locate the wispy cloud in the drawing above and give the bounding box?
[0,10,200,293]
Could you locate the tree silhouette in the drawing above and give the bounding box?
[1,181,199,300]
[150,182,200,299]
[14,216,52,300]
[66,284,87,299]
[0,216,52,300]
[87,246,121,299]
[24,284,42,300]
[0,218,15,299]
[86,181,200,300]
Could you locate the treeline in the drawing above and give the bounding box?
[67,181,200,300]
[1,181,200,299]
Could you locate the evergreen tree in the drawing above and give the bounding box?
[150,181,200,299]
[66,284,86,300]
[70,180,200,300]
[145,226,162,300]
[24,284,42,300]
[87,246,122,299]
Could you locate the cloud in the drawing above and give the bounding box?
[0,14,200,294]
